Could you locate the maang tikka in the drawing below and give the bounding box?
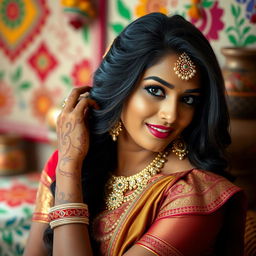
[173,52,196,80]
[109,121,123,141]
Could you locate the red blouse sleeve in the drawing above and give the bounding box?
[32,150,58,223]
[136,170,246,256]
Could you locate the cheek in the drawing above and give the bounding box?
[121,94,154,123]
[179,108,195,128]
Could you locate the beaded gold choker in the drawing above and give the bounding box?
[105,150,169,210]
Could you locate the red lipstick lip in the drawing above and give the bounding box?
[147,124,173,131]
[146,123,173,139]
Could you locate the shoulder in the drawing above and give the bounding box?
[156,169,244,219]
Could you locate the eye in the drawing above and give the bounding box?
[182,95,200,106]
[144,86,165,98]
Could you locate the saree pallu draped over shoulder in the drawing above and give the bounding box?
[92,169,245,256]
[107,174,177,255]
[31,151,245,256]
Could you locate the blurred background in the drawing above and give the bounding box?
[0,0,255,255]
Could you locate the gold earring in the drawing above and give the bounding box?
[109,121,123,141]
[171,138,188,160]
[173,52,196,80]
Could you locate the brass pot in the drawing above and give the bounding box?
[221,47,256,119]
[0,134,26,175]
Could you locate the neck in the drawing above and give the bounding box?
[115,136,159,177]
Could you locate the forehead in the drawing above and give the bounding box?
[142,53,201,89]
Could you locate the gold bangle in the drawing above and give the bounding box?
[49,203,88,213]
[50,217,89,229]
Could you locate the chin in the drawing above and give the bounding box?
[146,143,170,153]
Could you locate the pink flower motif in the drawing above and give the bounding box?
[190,2,224,41]
[0,80,15,116]
[0,184,37,207]
[71,59,92,87]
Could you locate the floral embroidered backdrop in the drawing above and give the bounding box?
[107,0,256,64]
[0,0,105,141]
[0,0,255,141]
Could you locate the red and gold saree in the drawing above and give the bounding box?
[33,151,246,256]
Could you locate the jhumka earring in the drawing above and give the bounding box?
[171,138,188,160]
[173,52,196,80]
[109,121,123,141]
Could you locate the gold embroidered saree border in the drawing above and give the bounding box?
[32,169,54,223]
[107,174,178,256]
[137,233,184,256]
[156,171,242,220]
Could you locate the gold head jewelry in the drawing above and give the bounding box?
[171,138,188,160]
[173,52,196,80]
[109,121,123,141]
[105,149,170,210]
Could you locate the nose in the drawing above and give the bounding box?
[159,97,178,125]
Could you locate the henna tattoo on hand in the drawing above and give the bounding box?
[58,119,87,158]
[55,184,82,204]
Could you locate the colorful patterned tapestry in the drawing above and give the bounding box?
[0,172,40,256]
[0,0,105,141]
[107,0,256,64]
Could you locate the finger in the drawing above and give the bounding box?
[63,86,91,112]
[74,97,100,115]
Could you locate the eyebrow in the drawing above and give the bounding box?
[143,76,201,93]
[143,76,174,89]
[184,88,201,93]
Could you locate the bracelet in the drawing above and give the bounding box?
[49,208,89,221]
[50,217,89,229]
[49,203,89,229]
[49,203,88,213]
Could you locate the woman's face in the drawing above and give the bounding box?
[120,53,201,152]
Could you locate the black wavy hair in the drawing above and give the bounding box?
[43,12,231,254]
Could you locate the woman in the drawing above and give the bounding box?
[24,13,246,256]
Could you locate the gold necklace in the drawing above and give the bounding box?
[105,150,170,210]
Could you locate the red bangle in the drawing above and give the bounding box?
[49,208,89,221]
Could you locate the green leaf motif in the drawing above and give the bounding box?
[244,35,256,46]
[110,23,125,35]
[23,207,32,217]
[15,244,24,255]
[22,224,31,230]
[238,18,245,27]
[0,209,8,214]
[226,26,236,33]
[19,81,32,90]
[11,66,22,83]
[82,26,89,43]
[15,229,23,236]
[231,4,241,18]
[61,75,72,86]
[237,5,241,18]
[228,34,238,46]
[242,26,251,36]
[117,0,131,20]
[2,231,13,245]
[202,0,214,8]
[5,217,16,227]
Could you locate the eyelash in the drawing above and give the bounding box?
[144,86,165,98]
[181,95,201,106]
[144,86,200,106]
